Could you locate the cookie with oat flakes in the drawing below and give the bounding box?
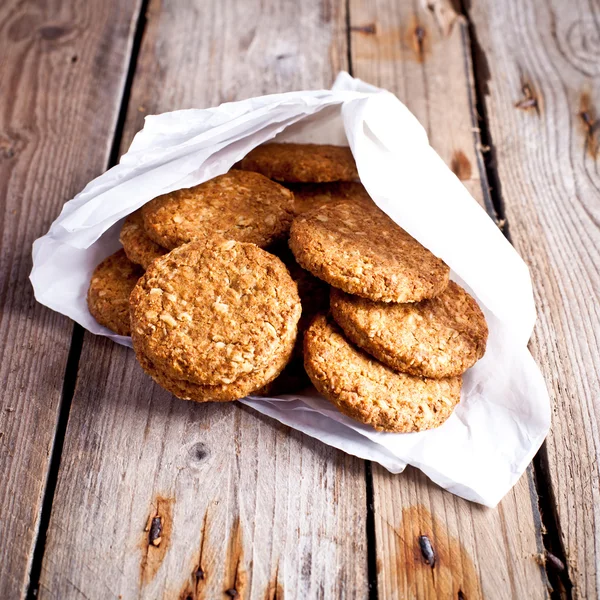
[136,323,296,402]
[240,143,358,183]
[87,249,143,336]
[289,201,449,303]
[120,209,167,269]
[141,170,294,250]
[130,238,301,387]
[304,314,462,433]
[330,282,488,379]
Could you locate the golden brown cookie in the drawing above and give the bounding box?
[130,238,301,386]
[304,314,462,432]
[136,326,295,402]
[240,143,358,183]
[287,181,374,215]
[120,210,167,269]
[290,201,450,303]
[141,170,294,250]
[87,249,143,336]
[330,282,488,379]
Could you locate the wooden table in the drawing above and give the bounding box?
[1,0,598,598]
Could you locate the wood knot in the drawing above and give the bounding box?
[225,589,239,598]
[579,91,599,159]
[515,82,540,114]
[564,17,600,76]
[418,535,436,568]
[149,516,162,546]
[140,496,174,584]
[406,19,430,63]
[415,25,426,44]
[39,25,69,41]
[0,132,26,160]
[188,441,210,463]
[350,23,377,34]
[414,25,426,60]
[450,149,472,181]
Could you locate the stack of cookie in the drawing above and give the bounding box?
[86,142,487,432]
[289,200,488,433]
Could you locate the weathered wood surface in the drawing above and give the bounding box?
[0,0,142,597]
[349,1,551,597]
[38,1,369,599]
[467,0,600,597]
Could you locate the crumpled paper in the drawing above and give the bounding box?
[30,72,550,507]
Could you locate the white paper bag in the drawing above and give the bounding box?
[30,72,550,507]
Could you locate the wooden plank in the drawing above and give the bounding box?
[0,1,142,597]
[349,1,551,597]
[38,1,369,599]
[467,0,600,596]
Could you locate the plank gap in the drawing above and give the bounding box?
[365,461,379,600]
[25,324,84,600]
[532,448,574,599]
[459,1,573,597]
[458,0,506,231]
[345,0,353,80]
[108,0,151,168]
[24,0,152,595]
[345,9,377,599]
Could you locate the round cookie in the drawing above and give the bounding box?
[304,314,462,433]
[141,170,294,250]
[136,325,295,402]
[120,209,167,269]
[330,282,488,379]
[290,201,450,303]
[130,238,301,386]
[240,143,358,183]
[287,181,374,215]
[87,249,143,336]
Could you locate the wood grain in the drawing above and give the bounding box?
[38,1,369,598]
[467,0,600,596]
[0,0,142,597]
[350,0,551,597]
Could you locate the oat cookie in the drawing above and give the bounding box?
[330,282,488,379]
[130,238,301,386]
[136,326,295,403]
[120,210,167,269]
[304,314,462,432]
[87,249,143,336]
[287,182,373,215]
[290,201,449,303]
[241,143,358,183]
[142,170,294,250]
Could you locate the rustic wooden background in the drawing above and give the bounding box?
[0,0,598,598]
